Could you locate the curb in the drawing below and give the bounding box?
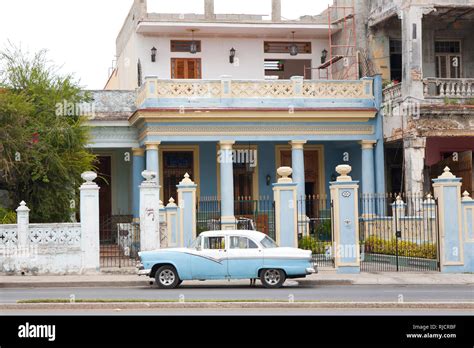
[1,302,472,310]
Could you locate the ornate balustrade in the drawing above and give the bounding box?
[382,83,402,103]
[135,77,374,107]
[29,223,82,247]
[0,225,18,247]
[423,78,474,99]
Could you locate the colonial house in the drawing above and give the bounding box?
[365,0,474,194]
[88,0,385,232]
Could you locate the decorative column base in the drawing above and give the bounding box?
[221,216,237,230]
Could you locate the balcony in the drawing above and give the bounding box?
[136,77,375,110]
[423,78,474,100]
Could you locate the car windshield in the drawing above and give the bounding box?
[260,236,278,248]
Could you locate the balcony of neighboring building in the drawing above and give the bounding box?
[374,5,474,106]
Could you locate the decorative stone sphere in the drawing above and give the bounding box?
[81,171,97,183]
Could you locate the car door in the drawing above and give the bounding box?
[227,235,263,279]
[191,235,228,280]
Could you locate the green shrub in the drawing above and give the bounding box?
[299,236,332,254]
[0,207,16,224]
[363,236,436,259]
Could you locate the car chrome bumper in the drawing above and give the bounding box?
[306,267,318,274]
[136,263,151,276]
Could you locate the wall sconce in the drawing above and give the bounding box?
[289,31,298,56]
[151,47,157,62]
[266,175,272,186]
[321,49,328,64]
[331,173,337,182]
[229,47,236,64]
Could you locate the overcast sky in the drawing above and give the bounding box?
[0,0,332,89]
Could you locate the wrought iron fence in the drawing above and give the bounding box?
[196,197,221,235]
[359,193,439,272]
[297,195,334,268]
[234,196,275,240]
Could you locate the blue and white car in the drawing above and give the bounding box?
[137,230,317,289]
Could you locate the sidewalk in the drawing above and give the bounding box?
[1,269,472,288]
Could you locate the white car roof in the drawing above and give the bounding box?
[199,230,268,240]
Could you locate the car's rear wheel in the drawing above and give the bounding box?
[260,269,286,288]
[155,265,180,289]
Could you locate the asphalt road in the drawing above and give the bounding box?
[1,284,473,303]
[1,308,471,315]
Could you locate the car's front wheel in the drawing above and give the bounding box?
[260,269,286,288]
[155,265,180,289]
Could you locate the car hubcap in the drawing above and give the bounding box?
[264,270,280,285]
[159,270,175,285]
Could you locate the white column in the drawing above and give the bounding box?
[16,201,30,249]
[219,140,236,229]
[80,171,100,273]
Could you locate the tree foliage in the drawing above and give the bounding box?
[0,44,96,222]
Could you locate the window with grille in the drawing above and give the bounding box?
[171,40,202,53]
[264,41,312,54]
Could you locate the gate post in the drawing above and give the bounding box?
[461,192,474,272]
[330,165,361,274]
[165,198,179,248]
[139,170,161,251]
[177,173,197,248]
[273,167,298,248]
[80,171,100,272]
[433,167,465,272]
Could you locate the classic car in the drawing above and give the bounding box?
[137,230,317,289]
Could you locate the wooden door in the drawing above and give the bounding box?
[171,58,202,79]
[163,151,194,203]
[430,151,473,194]
[95,156,112,220]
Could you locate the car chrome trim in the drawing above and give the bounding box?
[305,267,316,274]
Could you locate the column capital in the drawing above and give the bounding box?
[132,148,146,157]
[219,140,235,150]
[145,141,161,150]
[290,140,307,150]
[360,140,377,150]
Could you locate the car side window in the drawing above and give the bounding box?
[229,236,258,249]
[203,236,225,250]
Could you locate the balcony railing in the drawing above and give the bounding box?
[136,77,374,108]
[423,78,474,99]
[382,83,402,103]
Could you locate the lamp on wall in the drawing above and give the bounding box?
[289,31,298,56]
[190,30,198,54]
[229,47,236,64]
[266,174,272,186]
[151,47,157,62]
[321,49,328,64]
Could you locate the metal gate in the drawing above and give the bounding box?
[100,215,140,268]
[297,196,334,268]
[359,193,440,272]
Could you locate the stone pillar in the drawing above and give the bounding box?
[360,140,376,196]
[204,0,215,20]
[79,172,100,273]
[16,201,30,249]
[132,148,145,220]
[401,5,425,100]
[165,198,178,248]
[145,142,160,182]
[404,136,426,194]
[272,0,282,22]
[433,167,464,273]
[177,173,197,247]
[219,140,236,229]
[330,165,360,274]
[461,192,474,272]
[139,170,160,251]
[273,167,298,247]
